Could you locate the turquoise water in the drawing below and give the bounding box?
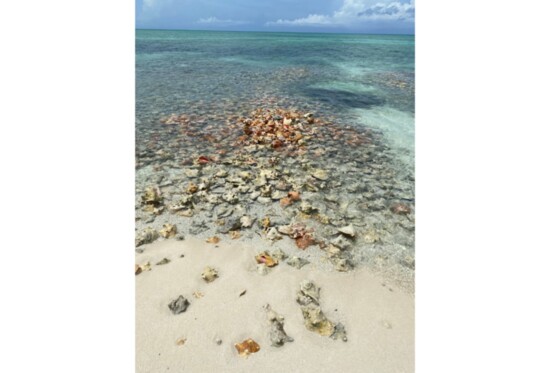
[136,30,414,160]
[136,30,415,286]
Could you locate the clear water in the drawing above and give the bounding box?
[136,30,415,288]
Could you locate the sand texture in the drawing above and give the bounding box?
[136,238,414,372]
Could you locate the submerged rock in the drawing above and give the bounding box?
[168,295,190,315]
[240,215,254,228]
[217,217,241,234]
[337,224,356,238]
[266,227,282,241]
[330,234,352,250]
[312,169,329,181]
[332,257,353,272]
[135,228,159,247]
[391,202,411,215]
[159,223,177,238]
[141,186,163,206]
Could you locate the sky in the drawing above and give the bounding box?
[136,0,415,34]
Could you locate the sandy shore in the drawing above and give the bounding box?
[136,238,414,372]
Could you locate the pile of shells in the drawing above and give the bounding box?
[135,106,415,287]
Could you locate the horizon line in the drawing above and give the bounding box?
[135,27,415,37]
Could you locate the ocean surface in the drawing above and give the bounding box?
[136,30,415,287]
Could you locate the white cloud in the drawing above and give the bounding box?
[269,14,332,26]
[267,0,414,27]
[196,17,248,25]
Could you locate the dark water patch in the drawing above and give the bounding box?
[301,87,385,109]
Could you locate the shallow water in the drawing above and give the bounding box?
[136,30,415,288]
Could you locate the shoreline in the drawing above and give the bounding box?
[136,238,414,372]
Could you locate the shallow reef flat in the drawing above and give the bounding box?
[136,106,414,291]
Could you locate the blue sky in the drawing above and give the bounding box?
[136,0,415,34]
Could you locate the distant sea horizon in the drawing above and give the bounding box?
[135,27,415,37]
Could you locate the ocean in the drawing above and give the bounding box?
[135,30,415,288]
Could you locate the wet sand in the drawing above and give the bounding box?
[136,238,414,372]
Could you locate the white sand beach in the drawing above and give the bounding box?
[136,238,414,372]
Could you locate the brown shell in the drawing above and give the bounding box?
[234,338,260,357]
[255,252,279,267]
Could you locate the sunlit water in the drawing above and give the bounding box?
[136,30,415,288]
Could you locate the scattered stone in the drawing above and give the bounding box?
[159,223,177,238]
[217,217,241,234]
[222,191,238,204]
[135,262,151,275]
[300,305,335,336]
[330,322,348,342]
[184,169,199,178]
[277,225,293,235]
[215,169,228,178]
[315,213,331,225]
[363,229,381,243]
[266,227,282,241]
[287,256,310,269]
[215,338,223,345]
[176,234,185,241]
[135,228,159,247]
[229,230,241,239]
[156,258,170,265]
[192,291,204,299]
[234,338,260,358]
[201,266,219,283]
[332,257,353,272]
[206,236,220,244]
[168,295,190,315]
[299,201,315,214]
[288,191,300,201]
[296,280,346,341]
[271,190,286,200]
[280,197,293,207]
[141,186,163,206]
[298,280,321,305]
[324,244,341,258]
[176,338,187,346]
[312,169,329,181]
[255,251,279,267]
[257,196,271,204]
[337,224,356,238]
[256,263,269,275]
[186,183,198,194]
[295,233,316,249]
[239,289,247,297]
[217,207,234,219]
[240,215,254,228]
[177,209,194,217]
[330,234,351,250]
[260,216,271,229]
[391,203,411,215]
[271,248,288,261]
[265,304,294,347]
[401,255,415,270]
